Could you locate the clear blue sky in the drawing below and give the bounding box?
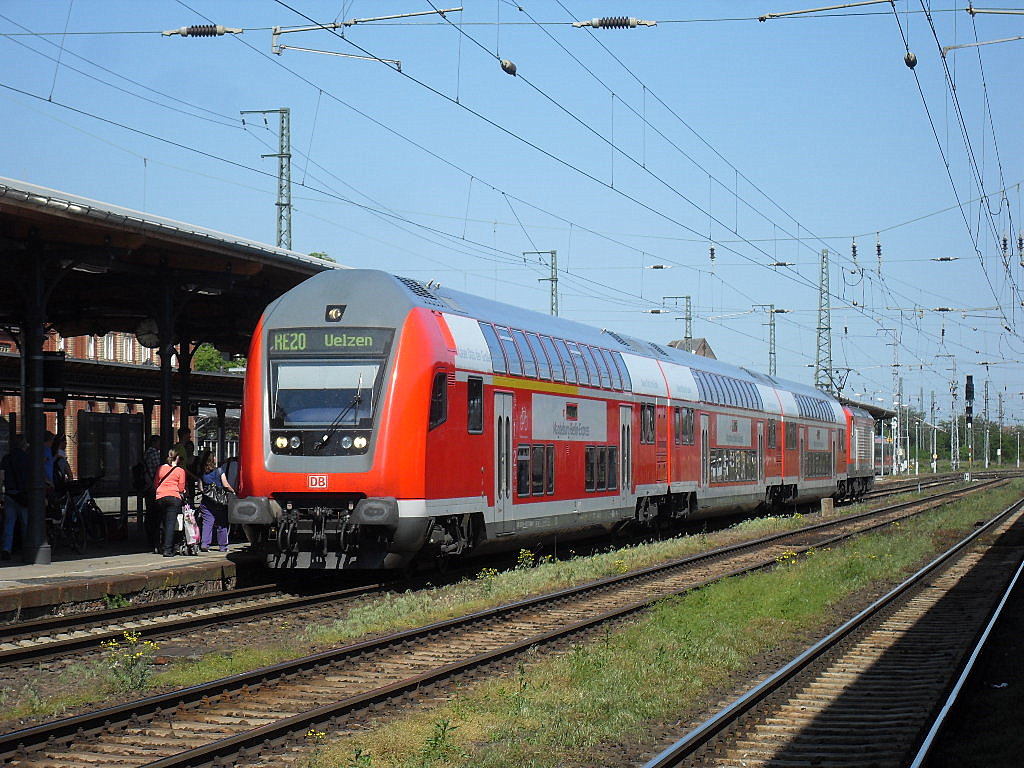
[3,2,1023,435]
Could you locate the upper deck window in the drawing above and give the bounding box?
[585,345,610,388]
[539,335,563,382]
[554,338,577,384]
[495,326,524,376]
[611,351,632,391]
[600,349,621,390]
[566,341,591,386]
[511,329,538,379]
[478,322,507,374]
[525,332,551,380]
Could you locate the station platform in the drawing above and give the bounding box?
[0,523,267,622]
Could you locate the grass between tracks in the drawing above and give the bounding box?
[308,481,1022,768]
[0,481,992,730]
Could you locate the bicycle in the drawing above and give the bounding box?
[47,477,106,553]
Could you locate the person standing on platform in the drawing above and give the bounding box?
[142,435,161,553]
[154,447,186,557]
[198,452,234,552]
[173,426,196,505]
[52,434,73,493]
[0,435,30,561]
[172,427,194,473]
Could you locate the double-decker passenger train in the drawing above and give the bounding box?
[229,269,875,570]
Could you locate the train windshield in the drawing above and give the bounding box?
[270,361,381,427]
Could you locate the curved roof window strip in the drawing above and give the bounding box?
[582,345,607,388]
[495,326,524,376]
[554,338,578,384]
[511,329,538,379]
[600,348,622,390]
[525,331,551,381]
[477,322,507,375]
[540,336,565,383]
[566,341,592,386]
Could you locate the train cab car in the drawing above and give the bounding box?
[230,268,853,570]
[838,405,875,500]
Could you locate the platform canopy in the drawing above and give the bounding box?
[0,177,337,357]
[0,177,343,565]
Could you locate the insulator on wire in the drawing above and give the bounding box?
[851,238,858,266]
[1003,232,1009,260]
[709,245,716,262]
[876,234,882,274]
[572,17,656,29]
[162,24,243,37]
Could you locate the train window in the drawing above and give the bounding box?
[785,423,797,451]
[581,346,604,388]
[838,428,845,454]
[495,326,524,376]
[526,332,551,380]
[611,351,632,391]
[585,446,596,491]
[531,444,546,495]
[545,445,555,494]
[588,346,611,388]
[673,407,682,445]
[767,419,777,449]
[596,446,608,491]
[467,377,483,434]
[540,336,564,382]
[641,403,656,444]
[428,370,448,430]
[600,349,622,390]
[554,338,578,384]
[607,446,618,490]
[725,378,739,407]
[516,445,531,497]
[478,323,507,374]
[681,407,695,445]
[270,360,380,429]
[567,341,591,386]
[512,329,538,379]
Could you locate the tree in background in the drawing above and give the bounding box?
[193,344,245,372]
[310,251,335,263]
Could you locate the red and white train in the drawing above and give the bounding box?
[230,269,875,569]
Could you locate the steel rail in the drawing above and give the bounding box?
[908,555,1024,767]
[0,479,1006,766]
[0,583,382,664]
[641,495,1024,768]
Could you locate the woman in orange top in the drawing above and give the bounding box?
[154,447,187,557]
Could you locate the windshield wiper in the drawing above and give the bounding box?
[313,373,363,451]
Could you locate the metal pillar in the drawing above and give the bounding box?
[241,108,292,250]
[814,248,833,393]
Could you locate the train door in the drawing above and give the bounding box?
[494,392,513,535]
[799,427,806,480]
[700,414,710,487]
[757,422,765,484]
[619,405,632,503]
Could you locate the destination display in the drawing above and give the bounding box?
[268,327,393,356]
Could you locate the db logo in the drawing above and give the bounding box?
[307,475,328,489]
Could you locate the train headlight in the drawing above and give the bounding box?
[289,435,301,449]
[340,435,353,449]
[353,436,367,449]
[275,436,289,450]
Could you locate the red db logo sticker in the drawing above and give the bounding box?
[308,475,328,489]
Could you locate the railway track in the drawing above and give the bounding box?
[642,495,1024,768]
[0,583,387,667]
[0,479,1008,767]
[0,479,987,671]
